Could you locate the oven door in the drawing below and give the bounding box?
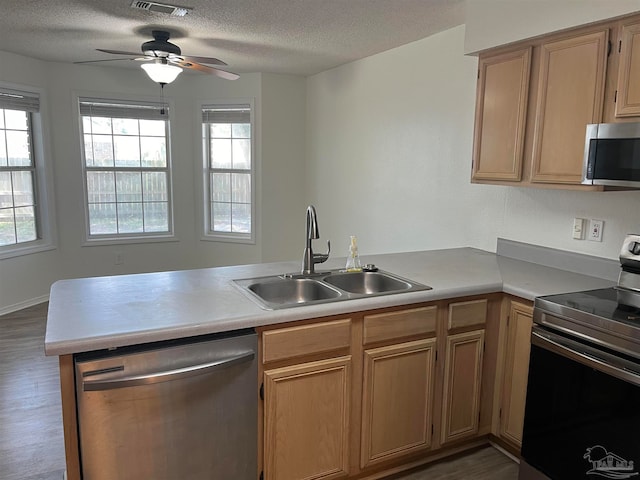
[519,325,640,480]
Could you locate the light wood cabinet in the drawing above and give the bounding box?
[472,47,531,182]
[360,338,436,468]
[499,300,534,448]
[616,21,640,117]
[530,30,608,184]
[263,356,351,480]
[441,330,485,445]
[472,23,613,189]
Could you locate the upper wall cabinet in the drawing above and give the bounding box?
[472,48,531,181]
[530,30,608,184]
[470,14,640,190]
[616,20,640,117]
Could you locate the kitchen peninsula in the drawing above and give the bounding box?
[46,242,615,480]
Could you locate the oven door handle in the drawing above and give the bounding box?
[531,326,640,387]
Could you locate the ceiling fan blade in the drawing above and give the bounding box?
[179,55,227,66]
[171,59,239,80]
[96,48,142,56]
[74,58,140,64]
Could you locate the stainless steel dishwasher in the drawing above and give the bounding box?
[74,329,257,480]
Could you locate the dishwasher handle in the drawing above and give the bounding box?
[83,350,255,391]
[531,326,640,387]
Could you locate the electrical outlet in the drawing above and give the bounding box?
[573,218,586,240]
[114,252,124,265]
[588,219,604,242]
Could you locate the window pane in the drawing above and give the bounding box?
[0,172,13,208]
[210,124,231,138]
[14,205,36,243]
[82,116,91,134]
[141,137,166,168]
[140,136,166,168]
[142,172,167,201]
[0,208,16,245]
[117,203,143,233]
[0,110,5,129]
[210,173,230,202]
[143,202,168,232]
[92,134,114,167]
[0,131,6,167]
[6,130,31,166]
[210,139,232,168]
[88,203,117,235]
[84,134,94,166]
[4,110,28,130]
[116,172,142,203]
[12,171,34,207]
[114,135,141,167]
[232,203,251,233]
[86,172,116,203]
[232,123,250,138]
[113,118,139,135]
[139,119,165,136]
[232,139,251,170]
[212,202,231,232]
[91,117,112,134]
[232,173,251,203]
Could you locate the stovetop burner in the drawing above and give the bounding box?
[534,287,640,360]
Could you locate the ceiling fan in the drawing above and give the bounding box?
[78,30,239,84]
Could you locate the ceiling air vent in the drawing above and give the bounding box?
[130,1,192,17]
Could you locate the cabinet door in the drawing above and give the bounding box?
[441,330,485,445]
[264,357,351,480]
[472,47,531,181]
[616,22,640,117]
[360,338,436,468]
[531,30,608,184]
[500,300,533,448]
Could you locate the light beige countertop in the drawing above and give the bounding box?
[44,246,615,356]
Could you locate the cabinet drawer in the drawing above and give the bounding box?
[262,318,351,363]
[448,299,487,330]
[363,306,437,345]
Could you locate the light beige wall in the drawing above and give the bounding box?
[306,26,505,257]
[465,0,640,53]
[0,52,306,313]
[259,73,307,262]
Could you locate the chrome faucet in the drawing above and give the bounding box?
[302,205,330,275]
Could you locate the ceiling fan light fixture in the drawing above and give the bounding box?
[141,61,182,84]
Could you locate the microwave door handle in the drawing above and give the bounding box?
[82,350,255,391]
[531,328,640,387]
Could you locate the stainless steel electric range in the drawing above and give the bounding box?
[519,235,640,480]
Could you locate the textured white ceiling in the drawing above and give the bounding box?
[0,0,465,76]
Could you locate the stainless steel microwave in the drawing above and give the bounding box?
[583,122,640,188]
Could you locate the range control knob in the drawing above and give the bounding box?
[629,241,640,255]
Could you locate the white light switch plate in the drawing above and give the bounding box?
[573,218,585,240]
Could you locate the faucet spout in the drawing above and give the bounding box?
[302,205,330,275]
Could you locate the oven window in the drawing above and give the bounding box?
[521,344,640,479]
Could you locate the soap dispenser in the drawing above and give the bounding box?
[345,236,362,272]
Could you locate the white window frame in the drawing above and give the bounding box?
[0,83,56,260]
[200,99,255,244]
[78,96,176,245]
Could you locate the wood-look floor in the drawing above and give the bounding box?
[1,303,65,480]
[0,303,518,480]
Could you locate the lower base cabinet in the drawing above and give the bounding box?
[499,300,534,448]
[360,338,436,468]
[263,356,352,480]
[441,330,485,444]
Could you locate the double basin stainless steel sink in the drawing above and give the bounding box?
[233,269,432,310]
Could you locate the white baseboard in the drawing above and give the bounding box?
[0,294,49,317]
